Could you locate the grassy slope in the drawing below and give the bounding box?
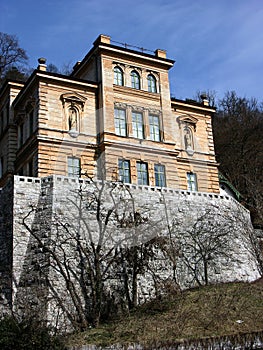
[67,281,263,347]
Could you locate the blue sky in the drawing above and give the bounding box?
[1,0,262,101]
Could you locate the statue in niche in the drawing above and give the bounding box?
[68,107,78,130]
[184,127,193,150]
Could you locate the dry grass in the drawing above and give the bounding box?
[66,280,263,347]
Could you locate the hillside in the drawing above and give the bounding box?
[66,280,263,348]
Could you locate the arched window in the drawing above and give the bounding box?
[114,66,124,86]
[131,70,140,89]
[147,74,157,93]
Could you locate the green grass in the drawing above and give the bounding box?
[66,280,263,347]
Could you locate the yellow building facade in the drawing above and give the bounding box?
[0,34,219,193]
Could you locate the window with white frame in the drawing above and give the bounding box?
[132,111,144,139]
[149,115,161,141]
[118,159,131,183]
[147,74,157,93]
[154,164,166,187]
[114,66,124,86]
[114,108,127,136]
[68,157,81,177]
[131,70,140,89]
[187,172,198,191]
[137,161,148,185]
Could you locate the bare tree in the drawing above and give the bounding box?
[46,63,60,74]
[19,175,262,330]
[22,179,162,330]
[0,32,28,82]
[118,236,168,309]
[175,207,237,286]
[161,198,262,288]
[60,61,74,76]
[194,89,217,107]
[213,91,263,228]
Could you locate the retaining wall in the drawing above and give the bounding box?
[0,175,260,326]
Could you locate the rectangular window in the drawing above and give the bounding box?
[154,164,166,187]
[187,172,198,191]
[114,108,127,136]
[132,112,144,139]
[137,161,148,185]
[149,115,161,141]
[118,159,131,183]
[68,157,81,177]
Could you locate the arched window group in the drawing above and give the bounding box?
[113,66,157,93]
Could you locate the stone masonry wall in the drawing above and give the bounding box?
[0,175,260,326]
[12,176,53,319]
[0,179,14,314]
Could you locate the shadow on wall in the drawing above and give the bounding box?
[13,178,53,323]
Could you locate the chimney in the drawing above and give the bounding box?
[155,49,166,59]
[93,34,111,47]
[38,57,47,71]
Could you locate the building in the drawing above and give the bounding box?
[1,35,259,328]
[0,34,218,192]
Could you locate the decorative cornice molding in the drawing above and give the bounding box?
[177,114,198,130]
[60,92,87,111]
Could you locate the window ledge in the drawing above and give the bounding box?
[113,85,160,100]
